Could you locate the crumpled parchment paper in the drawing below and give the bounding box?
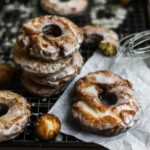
[49,50,150,150]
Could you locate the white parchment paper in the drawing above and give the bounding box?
[49,51,150,150]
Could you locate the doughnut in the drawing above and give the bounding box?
[41,0,88,16]
[72,70,140,136]
[81,25,119,56]
[0,91,30,142]
[24,52,83,87]
[17,15,83,61]
[21,75,68,96]
[35,114,61,140]
[91,5,127,29]
[0,64,17,86]
[12,43,72,75]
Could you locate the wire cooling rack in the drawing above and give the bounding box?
[0,0,149,149]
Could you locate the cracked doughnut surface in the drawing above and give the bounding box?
[21,75,68,96]
[0,91,30,142]
[17,15,83,61]
[24,52,83,87]
[12,43,72,75]
[72,70,140,136]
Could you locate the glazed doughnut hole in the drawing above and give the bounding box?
[99,88,118,106]
[0,64,17,86]
[42,24,62,37]
[0,104,9,117]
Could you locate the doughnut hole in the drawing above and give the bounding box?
[0,64,17,86]
[42,24,62,37]
[35,114,61,140]
[99,43,117,56]
[82,34,103,50]
[97,10,114,19]
[99,88,118,106]
[0,104,9,117]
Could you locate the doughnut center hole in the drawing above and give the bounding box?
[42,24,62,37]
[99,88,118,105]
[83,34,103,50]
[97,9,114,19]
[0,104,9,117]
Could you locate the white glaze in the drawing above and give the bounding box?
[91,5,127,28]
[12,44,72,75]
[26,52,83,87]
[0,91,30,142]
[42,0,88,15]
[19,16,83,61]
[73,71,140,133]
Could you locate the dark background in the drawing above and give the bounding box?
[0,0,149,149]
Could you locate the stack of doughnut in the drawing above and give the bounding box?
[12,15,83,96]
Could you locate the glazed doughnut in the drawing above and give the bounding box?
[90,5,127,29]
[41,0,88,16]
[35,114,61,140]
[81,25,119,56]
[17,15,83,61]
[0,91,30,142]
[21,75,68,96]
[24,52,83,87]
[72,70,140,136]
[12,43,72,75]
